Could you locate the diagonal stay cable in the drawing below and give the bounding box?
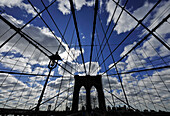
[41,0,80,70]
[30,86,73,110]
[53,28,76,111]
[69,0,87,74]
[102,14,170,75]
[41,0,72,42]
[0,70,64,78]
[54,92,73,110]
[1,10,77,77]
[95,0,120,62]
[0,15,50,59]
[88,0,98,75]
[0,14,74,76]
[92,0,164,74]
[95,29,115,106]
[104,89,136,110]
[95,0,127,62]
[111,0,170,50]
[0,0,57,49]
[95,0,161,66]
[107,65,170,76]
[95,3,164,109]
[28,0,79,73]
[97,9,130,108]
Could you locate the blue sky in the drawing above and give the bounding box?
[0,0,170,111]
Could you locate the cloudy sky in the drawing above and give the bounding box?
[0,0,170,112]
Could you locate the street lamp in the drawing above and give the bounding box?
[35,52,61,111]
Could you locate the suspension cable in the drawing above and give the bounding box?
[0,0,57,49]
[111,0,169,51]
[102,14,170,75]
[69,0,87,74]
[95,0,128,62]
[89,0,98,74]
[92,0,162,74]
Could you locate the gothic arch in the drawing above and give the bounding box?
[72,75,106,112]
[78,86,86,110]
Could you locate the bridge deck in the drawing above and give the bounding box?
[1,108,170,116]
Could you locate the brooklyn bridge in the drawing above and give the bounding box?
[0,0,170,115]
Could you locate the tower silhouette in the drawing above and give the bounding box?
[72,75,106,112]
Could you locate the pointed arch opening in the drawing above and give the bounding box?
[91,86,99,110]
[78,86,86,111]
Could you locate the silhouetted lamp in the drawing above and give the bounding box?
[35,52,61,111]
[48,52,61,68]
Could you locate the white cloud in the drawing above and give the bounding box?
[85,62,101,75]
[102,75,121,90]
[60,48,81,62]
[82,35,85,39]
[57,0,71,15]
[0,0,39,17]
[0,73,70,109]
[0,13,84,109]
[58,61,101,76]
[119,68,170,111]
[47,76,73,89]
[57,0,97,15]
[108,61,126,71]
[105,0,154,34]
[106,1,170,110]
[0,0,23,8]
[74,0,86,10]
[0,73,40,108]
[149,0,170,36]
[0,13,83,75]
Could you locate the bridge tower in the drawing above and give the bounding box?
[72,75,106,112]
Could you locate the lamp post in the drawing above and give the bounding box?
[35,52,61,111]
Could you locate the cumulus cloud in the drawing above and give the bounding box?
[0,13,83,109]
[0,72,71,109]
[48,76,73,89]
[0,73,40,108]
[0,0,23,8]
[106,0,170,110]
[117,68,170,111]
[56,0,98,15]
[108,61,126,71]
[0,13,83,74]
[105,0,154,34]
[1,0,169,111]
[102,75,121,90]
[0,12,103,110]
[58,61,101,76]
[149,0,170,36]
[0,0,39,17]
[115,0,170,72]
